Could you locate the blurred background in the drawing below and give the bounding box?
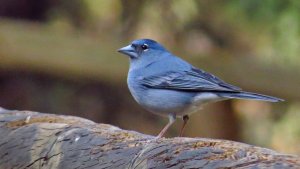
[0,0,299,155]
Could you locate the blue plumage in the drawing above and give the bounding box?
[118,39,283,138]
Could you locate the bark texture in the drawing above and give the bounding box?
[0,108,299,169]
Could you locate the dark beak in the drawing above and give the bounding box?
[117,45,138,58]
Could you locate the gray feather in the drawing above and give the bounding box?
[219,91,284,102]
[141,67,242,92]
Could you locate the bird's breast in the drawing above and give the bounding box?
[127,76,198,116]
[127,75,146,103]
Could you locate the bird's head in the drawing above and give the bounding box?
[118,39,167,60]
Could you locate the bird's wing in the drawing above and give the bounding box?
[141,67,241,92]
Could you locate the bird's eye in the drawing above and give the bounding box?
[141,44,148,50]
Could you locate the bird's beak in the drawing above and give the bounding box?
[117,45,138,58]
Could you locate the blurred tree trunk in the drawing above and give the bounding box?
[119,0,147,40]
[211,101,240,140]
[186,101,240,140]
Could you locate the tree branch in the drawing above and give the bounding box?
[0,108,299,169]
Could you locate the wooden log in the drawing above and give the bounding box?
[0,108,299,169]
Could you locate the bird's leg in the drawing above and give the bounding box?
[179,115,189,137]
[156,113,176,139]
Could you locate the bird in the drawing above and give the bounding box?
[118,38,283,138]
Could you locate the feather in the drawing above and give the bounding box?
[141,67,242,92]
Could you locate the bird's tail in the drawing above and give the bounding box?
[220,91,283,102]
